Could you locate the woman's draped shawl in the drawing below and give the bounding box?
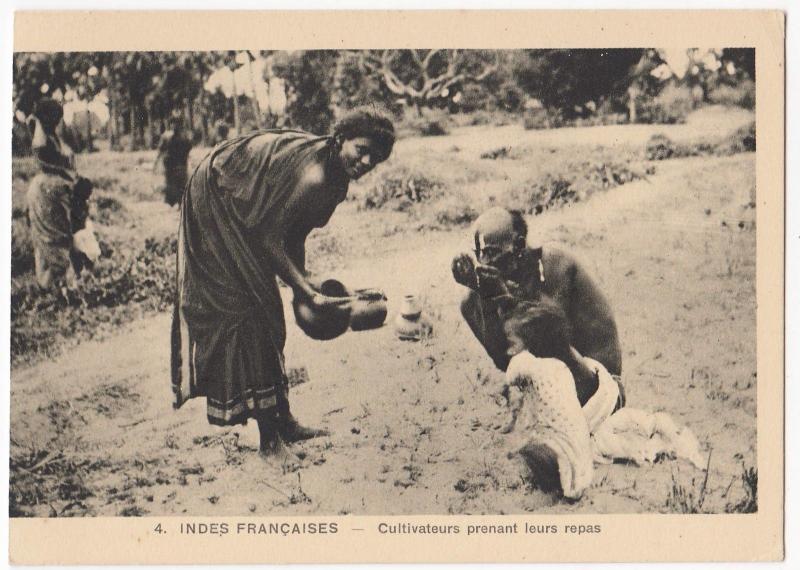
[171,130,334,423]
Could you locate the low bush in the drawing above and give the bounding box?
[432,197,479,228]
[726,120,756,153]
[646,134,678,160]
[357,165,445,211]
[645,122,755,161]
[523,108,565,130]
[11,219,35,277]
[395,109,452,138]
[480,147,512,160]
[11,236,177,364]
[637,84,694,125]
[418,119,449,137]
[12,157,38,182]
[93,194,127,225]
[709,79,755,110]
[505,161,646,215]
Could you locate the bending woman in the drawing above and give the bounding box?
[171,107,395,459]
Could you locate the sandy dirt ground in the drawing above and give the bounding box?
[10,111,757,516]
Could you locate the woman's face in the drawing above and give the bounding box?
[339,136,385,180]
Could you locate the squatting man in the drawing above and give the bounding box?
[452,206,626,499]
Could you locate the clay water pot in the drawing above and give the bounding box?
[394,294,433,341]
[293,279,352,341]
[350,288,389,331]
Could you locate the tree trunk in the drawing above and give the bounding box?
[200,96,209,147]
[137,107,146,150]
[128,98,137,152]
[186,97,195,138]
[231,71,241,136]
[246,55,263,128]
[626,86,638,124]
[147,101,157,150]
[115,101,124,150]
[198,73,210,146]
[84,109,94,152]
[107,91,117,150]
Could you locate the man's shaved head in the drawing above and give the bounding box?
[473,207,527,252]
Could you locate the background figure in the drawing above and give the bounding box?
[26,97,94,289]
[154,114,193,207]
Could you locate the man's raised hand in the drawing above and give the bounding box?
[475,264,512,298]
[452,253,479,290]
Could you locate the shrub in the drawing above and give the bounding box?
[523,108,565,130]
[646,134,677,160]
[432,197,479,228]
[709,79,755,110]
[358,165,445,211]
[91,176,120,192]
[11,236,178,363]
[726,465,757,513]
[395,109,452,138]
[726,120,756,153]
[480,146,511,160]
[496,82,526,113]
[11,219,35,277]
[506,162,645,215]
[457,83,490,113]
[12,157,38,182]
[638,84,694,125]
[93,194,126,225]
[418,119,449,137]
[466,111,492,126]
[645,122,755,161]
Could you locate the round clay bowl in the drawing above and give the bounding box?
[350,288,388,331]
[293,279,352,341]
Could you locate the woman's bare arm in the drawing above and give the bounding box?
[262,167,349,306]
[262,227,317,299]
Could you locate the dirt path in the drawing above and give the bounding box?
[10,153,756,517]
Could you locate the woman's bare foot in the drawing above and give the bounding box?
[280,415,330,443]
[257,416,300,466]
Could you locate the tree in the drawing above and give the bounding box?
[332,51,398,114]
[513,49,644,116]
[357,49,500,115]
[720,48,755,82]
[270,50,338,134]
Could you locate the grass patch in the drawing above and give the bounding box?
[665,451,713,514]
[11,236,177,366]
[504,161,648,215]
[725,464,757,513]
[646,121,756,161]
[356,164,445,211]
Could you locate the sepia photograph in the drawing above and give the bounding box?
[5,9,786,565]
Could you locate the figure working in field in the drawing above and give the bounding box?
[154,115,193,207]
[26,98,98,289]
[172,107,396,460]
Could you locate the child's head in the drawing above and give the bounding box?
[504,297,572,361]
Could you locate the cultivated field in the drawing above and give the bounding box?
[10,106,757,516]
